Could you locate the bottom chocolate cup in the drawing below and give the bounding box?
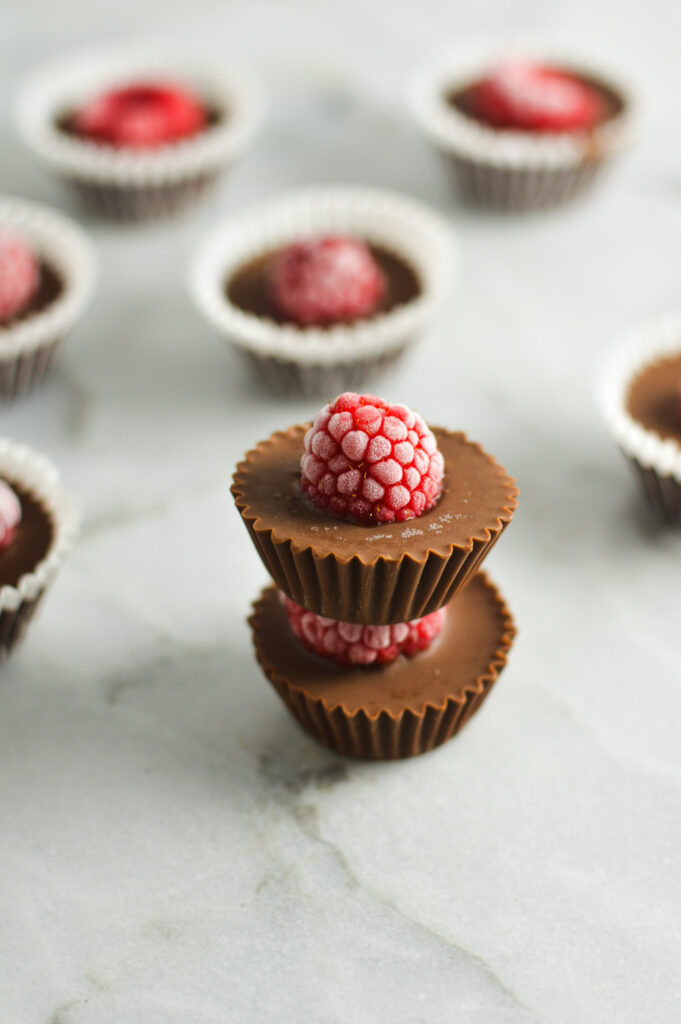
[64,173,218,222]
[444,154,604,211]
[249,572,515,760]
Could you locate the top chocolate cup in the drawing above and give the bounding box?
[232,424,517,625]
[410,47,634,211]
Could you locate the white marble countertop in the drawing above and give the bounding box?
[1,1,681,1022]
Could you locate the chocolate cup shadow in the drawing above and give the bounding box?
[232,425,518,625]
[249,573,515,760]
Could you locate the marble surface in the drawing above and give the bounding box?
[2,1,681,1022]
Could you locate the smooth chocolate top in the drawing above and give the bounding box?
[1,262,63,330]
[252,574,514,716]
[0,480,53,588]
[447,69,624,131]
[626,352,681,444]
[225,244,421,326]
[233,425,517,563]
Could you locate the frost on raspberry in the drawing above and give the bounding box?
[281,592,446,667]
[300,392,444,524]
[269,236,386,327]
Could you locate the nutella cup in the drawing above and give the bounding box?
[16,45,265,222]
[190,185,456,397]
[410,46,633,211]
[596,313,681,523]
[232,424,517,625]
[0,440,79,658]
[250,573,515,760]
[0,197,96,399]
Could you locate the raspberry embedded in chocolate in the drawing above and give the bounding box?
[269,236,386,327]
[301,392,444,524]
[0,231,40,325]
[71,81,207,149]
[281,591,446,667]
[0,479,21,551]
[469,60,605,133]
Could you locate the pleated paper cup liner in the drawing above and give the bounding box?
[232,425,517,625]
[0,440,80,658]
[249,573,515,760]
[596,313,681,524]
[0,197,96,399]
[190,185,456,396]
[410,46,633,212]
[16,45,265,222]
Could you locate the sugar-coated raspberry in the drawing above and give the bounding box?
[0,480,21,551]
[270,236,386,327]
[301,392,444,524]
[282,592,446,667]
[0,231,39,325]
[469,61,605,133]
[71,82,207,149]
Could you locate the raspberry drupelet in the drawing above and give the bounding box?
[282,592,445,667]
[71,82,207,149]
[0,231,40,324]
[301,392,444,524]
[470,60,605,133]
[270,236,385,327]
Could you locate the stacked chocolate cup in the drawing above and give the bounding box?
[232,406,518,760]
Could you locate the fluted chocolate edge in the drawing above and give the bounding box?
[249,574,516,760]
[444,154,607,211]
[232,425,518,624]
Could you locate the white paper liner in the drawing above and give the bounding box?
[16,45,265,187]
[0,196,96,362]
[0,439,80,615]
[595,313,681,483]
[410,45,634,171]
[189,185,456,367]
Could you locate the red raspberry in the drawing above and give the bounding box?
[0,479,21,551]
[0,231,39,325]
[301,392,444,524]
[282,592,446,667]
[72,82,207,149]
[270,236,386,327]
[469,61,605,133]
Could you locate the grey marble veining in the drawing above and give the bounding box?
[1,1,681,1021]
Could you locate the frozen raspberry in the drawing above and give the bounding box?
[269,236,386,327]
[469,61,605,133]
[0,231,39,325]
[71,82,207,149]
[0,480,21,551]
[282,592,446,667]
[301,392,444,524]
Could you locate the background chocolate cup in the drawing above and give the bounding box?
[249,573,515,760]
[410,49,633,213]
[232,424,517,625]
[239,345,410,398]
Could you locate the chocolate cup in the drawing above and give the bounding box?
[249,573,515,760]
[64,172,218,222]
[232,425,517,625]
[443,155,604,211]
